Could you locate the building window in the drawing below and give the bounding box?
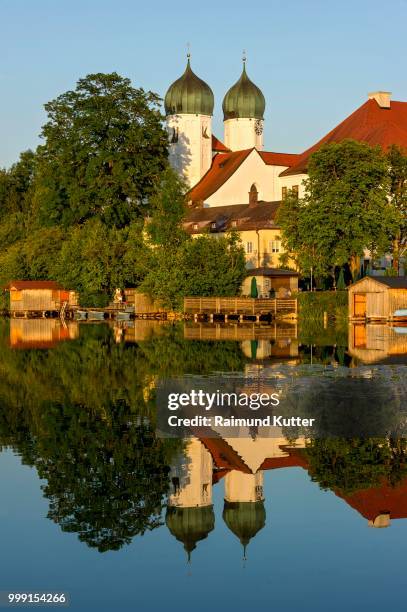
[231,220,238,227]
[211,222,217,229]
[246,241,253,254]
[282,187,287,199]
[249,183,258,206]
[269,240,281,253]
[292,185,299,198]
[193,223,198,230]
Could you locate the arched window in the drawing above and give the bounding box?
[249,183,258,206]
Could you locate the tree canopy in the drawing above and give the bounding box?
[277,140,404,282]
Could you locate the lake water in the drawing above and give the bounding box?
[0,318,407,611]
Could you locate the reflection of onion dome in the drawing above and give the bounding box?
[166,506,215,561]
[222,61,265,120]
[164,58,214,117]
[223,501,266,558]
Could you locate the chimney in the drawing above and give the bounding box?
[368,91,391,109]
[249,184,258,207]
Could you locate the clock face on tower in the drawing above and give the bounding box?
[254,119,264,135]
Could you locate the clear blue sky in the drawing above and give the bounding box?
[1,0,407,167]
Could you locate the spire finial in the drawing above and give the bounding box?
[186,42,191,60]
[242,49,247,65]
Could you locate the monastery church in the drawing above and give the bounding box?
[164,56,407,282]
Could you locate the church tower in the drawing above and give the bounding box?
[223,470,266,559]
[166,438,215,562]
[165,55,214,188]
[222,55,266,151]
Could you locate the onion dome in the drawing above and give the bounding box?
[222,59,265,120]
[166,506,215,562]
[223,501,266,558]
[164,57,214,117]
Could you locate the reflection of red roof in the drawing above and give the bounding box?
[336,479,407,522]
[9,340,59,350]
[187,149,254,203]
[259,151,301,167]
[281,98,407,177]
[6,280,64,291]
[197,435,252,474]
[212,134,230,152]
[260,453,309,470]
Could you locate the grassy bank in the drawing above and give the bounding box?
[296,290,348,347]
[296,290,348,321]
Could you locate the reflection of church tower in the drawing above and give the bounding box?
[223,470,266,558]
[164,55,214,187]
[166,438,214,561]
[222,55,266,152]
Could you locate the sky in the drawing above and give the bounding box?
[1,0,407,167]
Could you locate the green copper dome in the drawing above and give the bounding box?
[223,501,266,557]
[165,58,214,116]
[166,506,215,561]
[222,61,265,120]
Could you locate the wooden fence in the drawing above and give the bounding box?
[183,297,297,316]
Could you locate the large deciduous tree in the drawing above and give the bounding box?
[277,140,402,282]
[35,72,169,228]
[388,145,407,271]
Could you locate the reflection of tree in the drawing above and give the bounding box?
[41,402,174,552]
[0,322,246,551]
[281,375,404,440]
[305,438,407,495]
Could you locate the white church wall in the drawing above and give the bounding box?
[205,150,276,207]
[168,437,213,508]
[167,113,212,188]
[278,173,308,199]
[224,118,263,151]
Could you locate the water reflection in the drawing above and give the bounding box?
[164,435,407,561]
[0,319,406,558]
[349,323,407,364]
[9,318,79,349]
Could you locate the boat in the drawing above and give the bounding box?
[116,310,133,321]
[393,309,407,322]
[75,310,88,320]
[87,310,107,321]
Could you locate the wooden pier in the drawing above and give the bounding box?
[184,322,297,341]
[184,297,297,321]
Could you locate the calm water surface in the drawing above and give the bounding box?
[0,319,406,611]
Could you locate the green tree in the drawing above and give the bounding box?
[141,231,246,310]
[387,145,407,271]
[35,72,169,228]
[278,140,401,281]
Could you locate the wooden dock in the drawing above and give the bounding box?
[184,297,297,321]
[184,322,297,341]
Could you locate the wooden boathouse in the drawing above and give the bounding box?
[348,276,407,321]
[6,280,78,317]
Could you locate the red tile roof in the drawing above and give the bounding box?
[184,200,281,233]
[212,134,230,152]
[6,280,64,291]
[187,149,254,203]
[281,98,407,177]
[259,151,301,167]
